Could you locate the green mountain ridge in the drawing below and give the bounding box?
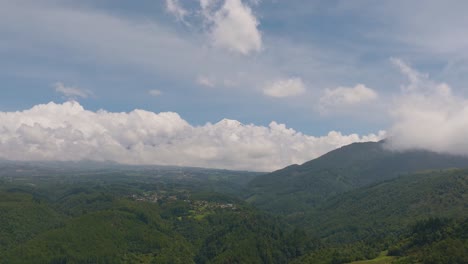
[305,169,468,242]
[285,169,468,264]
[247,141,468,213]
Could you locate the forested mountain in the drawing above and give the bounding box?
[0,174,307,264]
[247,141,468,213]
[303,169,468,242]
[293,216,468,264]
[1,142,467,263]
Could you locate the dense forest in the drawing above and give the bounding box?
[0,172,310,263]
[0,142,467,263]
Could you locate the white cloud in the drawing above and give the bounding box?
[208,0,262,55]
[165,0,189,23]
[0,0,359,100]
[389,58,426,92]
[54,82,91,99]
[196,75,216,88]
[0,101,385,171]
[263,78,306,98]
[385,58,468,156]
[319,84,378,112]
[148,89,162,96]
[199,0,218,11]
[0,1,205,82]
[166,0,263,55]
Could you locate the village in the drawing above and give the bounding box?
[128,190,238,219]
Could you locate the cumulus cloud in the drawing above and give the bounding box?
[148,89,162,96]
[196,0,262,55]
[0,101,384,171]
[319,84,378,112]
[263,78,306,98]
[166,0,263,55]
[54,82,92,99]
[209,0,262,55]
[385,59,468,156]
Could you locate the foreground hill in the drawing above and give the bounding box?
[247,141,468,213]
[289,169,468,263]
[294,216,468,264]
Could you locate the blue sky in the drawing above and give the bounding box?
[1,0,468,170]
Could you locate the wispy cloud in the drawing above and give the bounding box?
[389,58,426,91]
[0,0,277,93]
[196,75,216,88]
[54,82,92,99]
[0,0,363,109]
[165,0,189,24]
[148,89,162,96]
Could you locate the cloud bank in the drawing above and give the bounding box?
[0,101,384,171]
[386,59,468,156]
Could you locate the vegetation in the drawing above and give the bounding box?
[302,169,468,243]
[387,217,468,264]
[348,251,396,264]
[247,141,468,214]
[0,171,308,263]
[0,142,467,263]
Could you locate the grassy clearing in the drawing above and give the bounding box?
[348,251,396,264]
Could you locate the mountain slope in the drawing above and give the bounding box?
[289,169,468,264]
[247,141,468,213]
[305,169,468,243]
